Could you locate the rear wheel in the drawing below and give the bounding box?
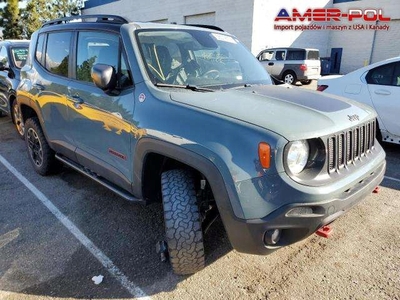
[301,80,312,85]
[11,100,24,139]
[283,71,297,85]
[25,117,57,175]
[161,169,205,275]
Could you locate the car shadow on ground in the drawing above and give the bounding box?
[380,142,400,191]
[9,166,234,298]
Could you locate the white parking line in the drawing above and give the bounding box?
[0,154,151,299]
[384,176,400,183]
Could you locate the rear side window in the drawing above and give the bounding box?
[307,51,320,60]
[287,50,305,60]
[366,62,400,86]
[275,50,285,61]
[45,32,72,77]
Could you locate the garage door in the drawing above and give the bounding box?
[371,20,400,63]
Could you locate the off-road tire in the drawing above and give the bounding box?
[25,117,57,176]
[283,71,297,85]
[11,99,24,139]
[161,169,205,275]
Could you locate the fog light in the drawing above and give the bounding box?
[264,229,281,246]
[286,207,314,217]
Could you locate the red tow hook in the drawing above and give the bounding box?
[373,186,380,193]
[316,225,333,238]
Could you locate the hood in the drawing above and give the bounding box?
[170,85,376,141]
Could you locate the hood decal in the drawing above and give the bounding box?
[250,85,351,113]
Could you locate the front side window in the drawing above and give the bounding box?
[45,32,72,77]
[366,62,400,86]
[76,31,132,88]
[259,50,274,61]
[136,29,272,89]
[11,47,28,68]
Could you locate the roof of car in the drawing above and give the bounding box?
[39,14,225,33]
[0,40,30,46]
[262,47,319,51]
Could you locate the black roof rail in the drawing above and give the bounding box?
[183,24,225,32]
[41,14,130,28]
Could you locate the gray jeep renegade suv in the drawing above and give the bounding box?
[17,15,386,275]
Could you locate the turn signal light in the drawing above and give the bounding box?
[258,142,271,169]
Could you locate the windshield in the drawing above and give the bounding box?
[136,29,272,89]
[11,47,28,68]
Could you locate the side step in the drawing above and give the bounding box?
[55,154,144,203]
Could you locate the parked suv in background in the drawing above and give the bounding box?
[18,15,385,275]
[0,40,29,137]
[257,47,321,85]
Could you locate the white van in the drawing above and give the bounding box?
[257,48,321,85]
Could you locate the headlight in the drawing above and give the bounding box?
[286,140,309,174]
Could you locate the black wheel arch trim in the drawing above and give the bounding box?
[132,138,260,245]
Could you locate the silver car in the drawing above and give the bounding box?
[257,47,321,85]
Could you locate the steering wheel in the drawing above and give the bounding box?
[202,69,220,80]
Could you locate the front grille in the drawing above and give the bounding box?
[328,120,376,173]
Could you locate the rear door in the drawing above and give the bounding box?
[32,31,74,157]
[366,61,400,137]
[305,50,321,77]
[67,30,135,192]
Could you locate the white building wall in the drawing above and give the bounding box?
[83,0,399,74]
[330,0,400,74]
[82,0,255,50]
[251,0,332,56]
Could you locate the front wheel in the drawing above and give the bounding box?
[25,117,57,176]
[300,80,312,85]
[161,169,205,275]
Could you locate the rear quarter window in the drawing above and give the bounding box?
[307,51,320,60]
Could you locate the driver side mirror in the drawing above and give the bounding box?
[0,61,9,71]
[91,64,117,91]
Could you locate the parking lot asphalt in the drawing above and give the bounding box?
[0,89,399,299]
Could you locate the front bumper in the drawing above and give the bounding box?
[220,159,385,255]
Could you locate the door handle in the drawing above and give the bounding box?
[374,89,391,96]
[68,95,85,109]
[268,62,274,66]
[33,83,45,91]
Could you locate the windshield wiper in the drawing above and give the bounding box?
[155,83,214,92]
